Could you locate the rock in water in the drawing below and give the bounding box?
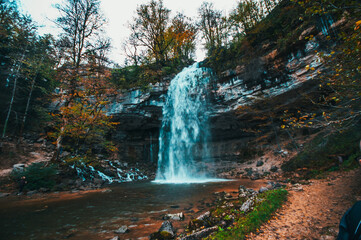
[114,225,129,234]
[163,212,184,221]
[150,221,175,240]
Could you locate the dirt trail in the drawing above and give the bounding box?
[248,168,361,240]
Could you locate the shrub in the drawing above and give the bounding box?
[12,162,58,191]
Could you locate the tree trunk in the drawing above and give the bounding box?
[2,50,27,138]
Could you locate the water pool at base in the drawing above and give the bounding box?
[0,179,265,240]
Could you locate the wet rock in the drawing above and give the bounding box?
[251,172,261,180]
[180,225,218,240]
[196,211,210,221]
[256,160,264,167]
[225,193,232,199]
[189,211,212,229]
[114,225,129,234]
[101,189,112,193]
[13,163,25,172]
[109,237,120,240]
[245,168,253,176]
[39,188,50,193]
[259,187,269,193]
[291,183,304,192]
[320,235,335,240]
[66,179,75,185]
[94,178,104,185]
[130,217,139,222]
[163,212,184,221]
[60,151,70,158]
[150,221,175,240]
[0,192,10,198]
[75,179,83,187]
[267,181,284,189]
[239,185,257,198]
[27,190,38,196]
[270,166,278,172]
[170,205,179,209]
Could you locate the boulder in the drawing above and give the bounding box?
[256,160,264,167]
[259,187,269,193]
[13,163,25,172]
[240,198,255,213]
[239,185,257,198]
[180,226,218,240]
[27,190,38,196]
[150,221,175,240]
[0,192,10,198]
[114,225,129,234]
[270,166,278,172]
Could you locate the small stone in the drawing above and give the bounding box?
[39,188,50,193]
[130,217,139,222]
[163,212,184,221]
[114,225,129,234]
[259,187,268,193]
[109,237,120,240]
[240,198,254,213]
[256,160,264,167]
[60,151,70,158]
[251,173,261,180]
[0,192,10,198]
[27,190,38,196]
[270,166,278,172]
[320,235,335,240]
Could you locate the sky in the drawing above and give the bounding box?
[17,0,238,65]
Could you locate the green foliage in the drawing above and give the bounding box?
[12,163,58,191]
[0,1,57,136]
[282,123,361,174]
[110,60,190,90]
[204,0,306,73]
[207,189,288,240]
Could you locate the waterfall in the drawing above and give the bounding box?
[154,63,221,183]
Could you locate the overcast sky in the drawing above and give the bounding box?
[18,0,237,65]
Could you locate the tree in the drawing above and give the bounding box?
[167,13,197,64]
[1,1,57,138]
[128,0,171,67]
[52,0,115,161]
[230,0,263,35]
[198,2,228,54]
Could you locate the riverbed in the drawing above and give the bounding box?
[0,179,266,240]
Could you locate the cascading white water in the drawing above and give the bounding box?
[154,63,223,184]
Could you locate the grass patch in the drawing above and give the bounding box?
[207,189,288,240]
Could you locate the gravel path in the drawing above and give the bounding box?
[248,168,361,240]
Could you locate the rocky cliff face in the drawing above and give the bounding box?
[107,17,345,167]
